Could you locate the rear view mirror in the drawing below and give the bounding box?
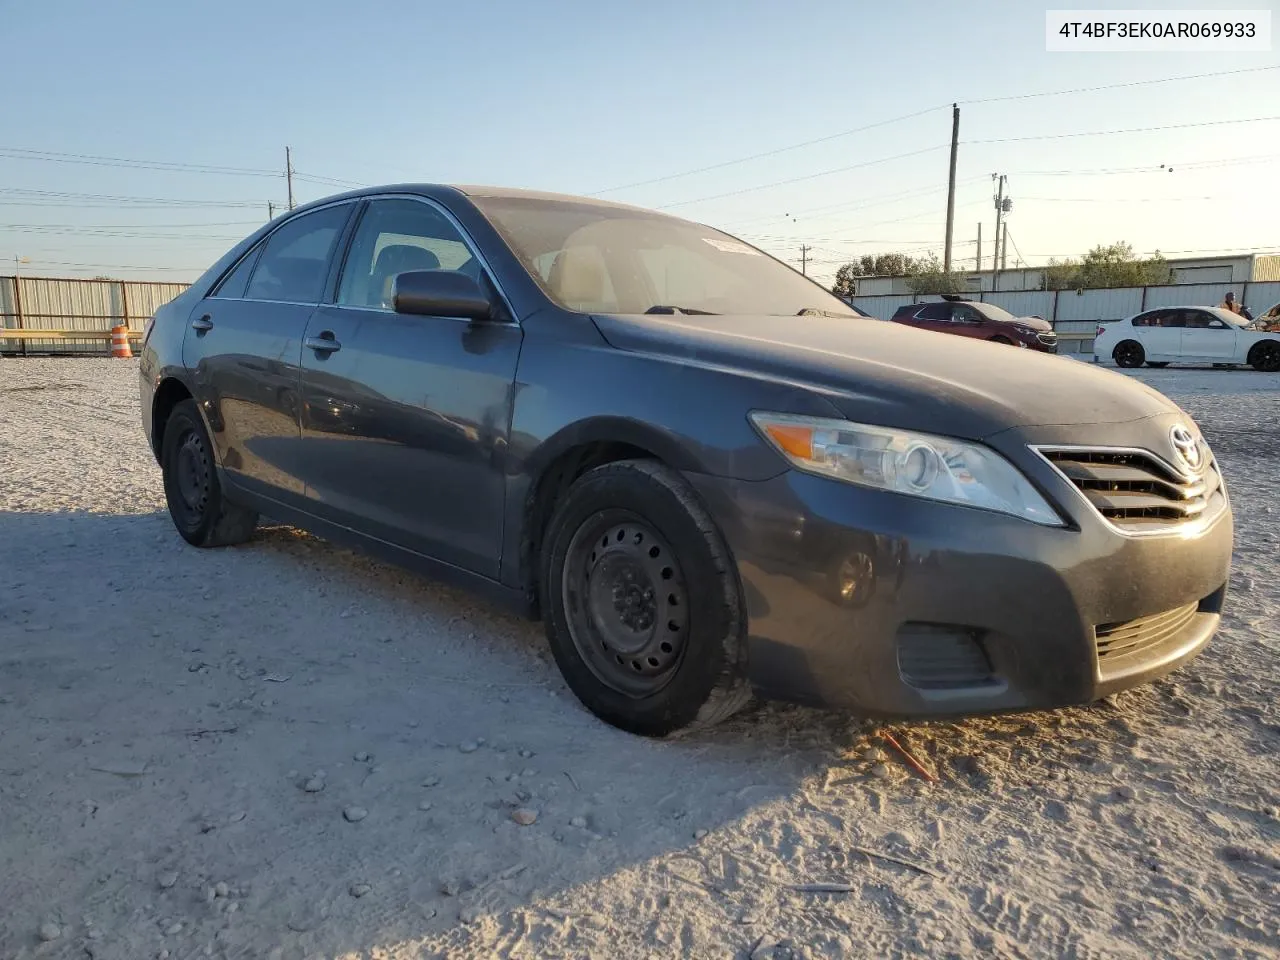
[393,270,493,321]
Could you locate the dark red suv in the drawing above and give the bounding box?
[890,296,1058,352]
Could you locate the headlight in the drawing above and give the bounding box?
[750,412,1063,526]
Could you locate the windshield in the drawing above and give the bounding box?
[472,195,858,318]
[974,302,1018,323]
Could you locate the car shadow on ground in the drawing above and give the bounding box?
[1,507,1261,959]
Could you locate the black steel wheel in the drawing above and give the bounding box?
[541,459,749,736]
[1113,340,1145,368]
[1248,340,1280,373]
[161,399,258,547]
[562,514,688,697]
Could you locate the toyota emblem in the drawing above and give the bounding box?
[1169,424,1203,474]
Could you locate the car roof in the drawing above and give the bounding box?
[1140,305,1240,322]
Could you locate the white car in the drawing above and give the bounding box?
[1095,305,1280,372]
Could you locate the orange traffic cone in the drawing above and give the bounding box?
[110,324,132,359]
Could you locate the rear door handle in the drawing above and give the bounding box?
[191,315,214,332]
[305,334,341,354]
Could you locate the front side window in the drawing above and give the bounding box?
[337,199,482,309]
[472,195,857,318]
[245,204,352,303]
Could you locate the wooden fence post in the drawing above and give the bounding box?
[13,274,26,357]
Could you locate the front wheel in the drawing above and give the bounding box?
[1248,340,1280,373]
[1113,340,1145,368]
[161,399,258,547]
[540,460,750,736]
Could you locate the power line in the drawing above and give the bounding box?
[656,145,948,209]
[586,105,948,197]
[968,115,1280,145]
[0,146,279,177]
[1011,152,1280,177]
[585,65,1279,200]
[961,64,1280,105]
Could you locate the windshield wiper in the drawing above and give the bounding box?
[644,305,719,316]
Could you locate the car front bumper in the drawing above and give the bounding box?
[684,465,1231,718]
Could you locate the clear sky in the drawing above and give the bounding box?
[2,0,1277,286]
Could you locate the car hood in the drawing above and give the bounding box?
[1000,315,1052,331]
[591,313,1179,439]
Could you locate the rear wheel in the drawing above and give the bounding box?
[541,459,749,737]
[1113,340,1145,368]
[1145,361,1170,368]
[1248,340,1280,373]
[161,400,258,547]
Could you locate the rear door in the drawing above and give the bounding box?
[1133,309,1182,359]
[297,196,522,577]
[1180,309,1237,360]
[183,202,356,502]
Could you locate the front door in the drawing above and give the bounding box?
[1181,309,1238,360]
[183,203,355,500]
[298,197,522,577]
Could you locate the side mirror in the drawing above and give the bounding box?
[393,270,492,321]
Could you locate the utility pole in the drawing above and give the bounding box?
[268,201,276,221]
[1001,222,1009,271]
[944,103,959,273]
[285,146,295,210]
[992,174,1007,291]
[976,223,983,272]
[800,244,811,276]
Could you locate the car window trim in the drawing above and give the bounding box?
[207,199,358,306]
[327,192,517,323]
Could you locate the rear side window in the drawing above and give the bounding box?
[1133,311,1164,327]
[245,205,352,303]
[916,303,950,320]
[212,245,262,299]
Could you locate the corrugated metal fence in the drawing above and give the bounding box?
[850,280,1280,356]
[0,275,189,355]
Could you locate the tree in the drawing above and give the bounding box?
[904,252,967,295]
[830,252,922,297]
[1041,243,1172,290]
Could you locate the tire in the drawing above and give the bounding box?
[161,399,258,547]
[1113,340,1145,368]
[540,459,750,736]
[1145,361,1170,368]
[1248,340,1280,373]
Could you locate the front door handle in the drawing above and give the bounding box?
[191,315,214,332]
[305,333,342,354]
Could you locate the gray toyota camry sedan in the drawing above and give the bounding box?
[140,185,1232,736]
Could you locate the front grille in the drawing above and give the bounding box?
[896,624,997,690]
[1036,332,1058,346]
[1038,447,1224,534]
[1095,602,1199,671]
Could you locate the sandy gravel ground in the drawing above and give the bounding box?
[1,357,1277,960]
